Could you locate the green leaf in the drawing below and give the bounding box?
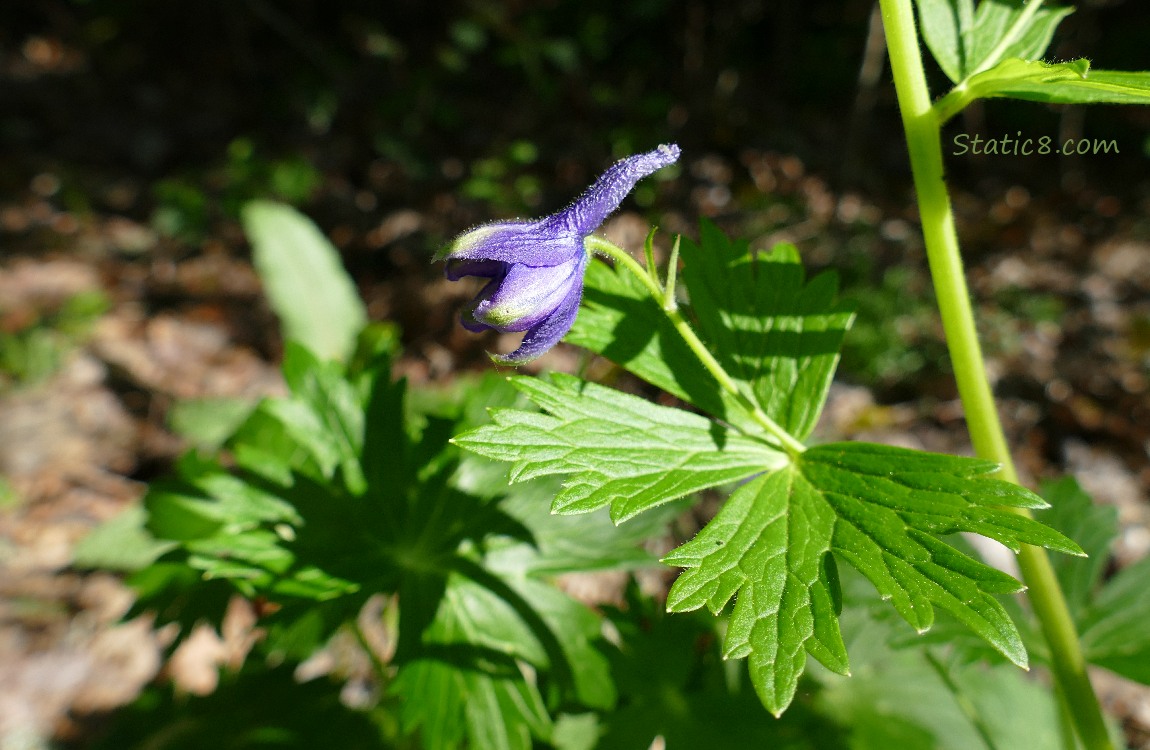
[147,453,298,534]
[394,657,549,750]
[680,222,855,440]
[813,590,1062,750]
[144,486,225,542]
[914,0,975,82]
[451,377,680,576]
[125,349,622,749]
[242,200,367,361]
[664,442,1082,714]
[664,470,847,716]
[90,663,385,750]
[992,62,1150,104]
[509,577,616,709]
[125,562,235,642]
[914,0,1072,86]
[567,257,756,432]
[573,226,853,442]
[806,444,1078,655]
[167,397,258,449]
[986,4,1071,69]
[1080,555,1150,685]
[552,713,601,750]
[279,342,368,493]
[73,505,176,572]
[453,372,786,523]
[962,0,1073,79]
[1037,477,1118,616]
[224,343,371,492]
[938,58,1150,120]
[1033,477,1150,685]
[455,366,1084,716]
[879,532,1043,668]
[601,589,845,750]
[480,473,676,576]
[392,576,555,750]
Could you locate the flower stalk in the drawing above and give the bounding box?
[584,234,806,457]
[877,0,1113,747]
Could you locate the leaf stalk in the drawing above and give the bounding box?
[584,234,807,457]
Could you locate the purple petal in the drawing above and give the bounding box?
[441,144,681,363]
[552,144,681,235]
[472,255,584,332]
[436,219,580,267]
[460,276,501,332]
[492,267,586,365]
[461,314,492,333]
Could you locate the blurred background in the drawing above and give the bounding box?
[0,0,1148,746]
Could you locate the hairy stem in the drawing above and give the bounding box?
[584,234,806,456]
[877,1,1112,748]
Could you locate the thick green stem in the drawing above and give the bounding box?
[1056,683,1084,750]
[584,234,806,457]
[877,2,1112,748]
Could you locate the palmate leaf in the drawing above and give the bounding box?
[118,348,625,750]
[570,222,852,438]
[1038,478,1150,686]
[914,0,975,83]
[664,470,847,716]
[455,372,1084,716]
[567,255,757,432]
[392,575,602,750]
[813,582,1062,750]
[242,201,367,362]
[913,0,1072,84]
[1079,555,1150,685]
[1038,477,1118,617]
[665,442,1080,715]
[680,222,854,441]
[454,222,1085,716]
[453,372,786,522]
[962,0,1073,79]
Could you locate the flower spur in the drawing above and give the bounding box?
[438,144,681,364]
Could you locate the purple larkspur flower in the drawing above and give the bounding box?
[438,144,681,364]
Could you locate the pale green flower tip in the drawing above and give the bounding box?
[475,303,526,328]
[487,349,529,367]
[436,224,502,261]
